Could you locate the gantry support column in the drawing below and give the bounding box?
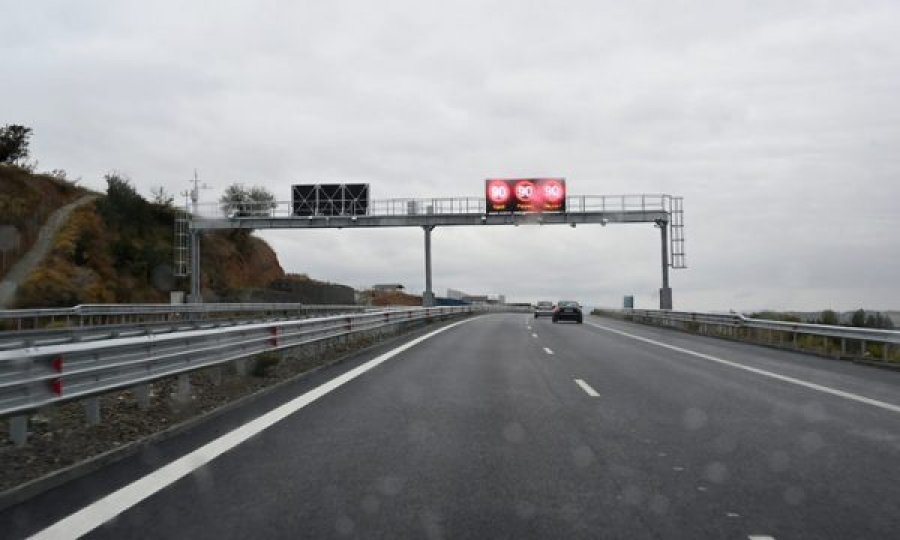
[190,229,201,303]
[658,220,673,310]
[422,226,436,307]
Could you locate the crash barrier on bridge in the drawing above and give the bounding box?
[597,309,900,364]
[0,303,377,350]
[0,306,475,445]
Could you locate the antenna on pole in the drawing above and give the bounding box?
[187,169,212,214]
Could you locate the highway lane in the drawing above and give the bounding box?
[5,313,900,539]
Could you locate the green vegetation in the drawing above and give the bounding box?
[0,124,32,164]
[15,173,176,307]
[748,311,802,323]
[219,183,276,218]
[818,309,839,325]
[14,173,291,307]
[0,164,86,278]
[3,127,351,307]
[749,309,894,330]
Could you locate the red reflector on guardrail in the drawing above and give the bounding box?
[51,378,64,396]
[51,356,64,372]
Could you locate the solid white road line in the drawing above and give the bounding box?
[574,378,600,397]
[587,321,900,415]
[29,318,476,540]
[543,347,554,355]
[748,536,776,540]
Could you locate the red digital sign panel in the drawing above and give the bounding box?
[485,178,566,213]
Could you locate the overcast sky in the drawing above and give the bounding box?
[4,0,899,311]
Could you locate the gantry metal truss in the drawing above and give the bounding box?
[175,194,686,308]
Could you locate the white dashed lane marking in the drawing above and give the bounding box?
[574,379,600,397]
[543,347,554,355]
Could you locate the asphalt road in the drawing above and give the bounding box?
[3,313,900,539]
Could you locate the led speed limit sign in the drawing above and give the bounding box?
[485,178,566,213]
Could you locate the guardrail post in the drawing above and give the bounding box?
[174,373,191,404]
[235,358,250,376]
[861,339,867,358]
[841,338,847,358]
[83,397,101,426]
[9,415,27,447]
[884,343,890,362]
[210,366,223,386]
[134,383,152,410]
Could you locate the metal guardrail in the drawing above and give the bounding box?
[0,303,368,324]
[603,309,900,360]
[0,304,377,348]
[0,306,475,420]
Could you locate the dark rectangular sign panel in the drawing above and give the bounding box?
[485,178,566,213]
[292,183,369,216]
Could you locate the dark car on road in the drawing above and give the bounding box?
[552,300,583,324]
[534,301,555,318]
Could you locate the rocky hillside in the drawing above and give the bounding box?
[0,165,87,278]
[6,172,356,308]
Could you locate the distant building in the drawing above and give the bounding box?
[446,288,505,305]
[446,288,467,300]
[372,283,405,292]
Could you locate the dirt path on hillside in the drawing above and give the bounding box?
[0,194,99,309]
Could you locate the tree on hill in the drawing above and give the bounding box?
[149,185,174,207]
[219,184,276,217]
[0,124,32,164]
[818,309,839,325]
[850,309,867,327]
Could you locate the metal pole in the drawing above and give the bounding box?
[423,226,435,307]
[190,230,201,303]
[658,220,672,309]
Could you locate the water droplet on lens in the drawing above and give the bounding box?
[784,486,805,505]
[336,516,354,536]
[800,401,827,423]
[769,450,790,472]
[703,462,728,484]
[649,494,670,515]
[623,485,643,505]
[503,422,525,443]
[683,408,708,430]
[573,445,595,468]
[712,433,737,453]
[378,476,403,496]
[362,494,380,515]
[516,500,537,519]
[799,432,824,454]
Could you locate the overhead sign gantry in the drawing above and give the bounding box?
[175,181,686,309]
